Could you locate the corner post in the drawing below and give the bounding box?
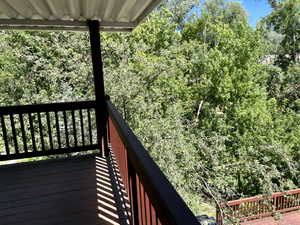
[88,20,109,157]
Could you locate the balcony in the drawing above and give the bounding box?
[0,99,200,225]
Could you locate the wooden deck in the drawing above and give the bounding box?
[0,154,130,225]
[242,211,300,225]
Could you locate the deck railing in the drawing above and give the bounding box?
[107,100,200,225]
[0,101,99,160]
[216,189,300,224]
[0,99,200,225]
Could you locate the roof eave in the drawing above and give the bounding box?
[0,19,135,32]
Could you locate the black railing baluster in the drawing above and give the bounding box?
[46,111,53,151]
[37,112,45,151]
[55,111,61,149]
[128,161,140,225]
[71,110,77,147]
[1,115,10,155]
[87,109,93,145]
[141,183,146,225]
[19,113,28,153]
[0,101,98,161]
[10,114,18,154]
[79,109,85,146]
[28,113,37,152]
[63,111,69,148]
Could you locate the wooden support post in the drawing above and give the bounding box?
[88,20,109,157]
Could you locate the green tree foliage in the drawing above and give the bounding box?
[266,0,300,68]
[261,0,300,111]
[0,31,94,106]
[182,0,248,43]
[159,0,199,28]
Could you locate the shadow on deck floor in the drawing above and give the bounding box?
[0,154,130,225]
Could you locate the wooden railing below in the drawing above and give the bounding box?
[0,101,99,161]
[216,189,300,224]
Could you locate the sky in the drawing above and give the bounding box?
[235,0,272,27]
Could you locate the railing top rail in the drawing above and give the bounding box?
[221,188,300,206]
[0,100,96,115]
[107,100,199,225]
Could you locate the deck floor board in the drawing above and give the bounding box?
[242,211,300,225]
[0,154,130,225]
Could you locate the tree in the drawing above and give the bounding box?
[203,0,248,26]
[158,0,199,28]
[266,0,300,68]
[182,0,248,43]
[0,31,94,106]
[182,2,299,201]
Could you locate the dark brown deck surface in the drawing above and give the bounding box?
[242,211,300,225]
[0,154,130,225]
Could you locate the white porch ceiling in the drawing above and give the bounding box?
[0,0,161,31]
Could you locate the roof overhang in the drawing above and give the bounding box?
[0,0,162,31]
